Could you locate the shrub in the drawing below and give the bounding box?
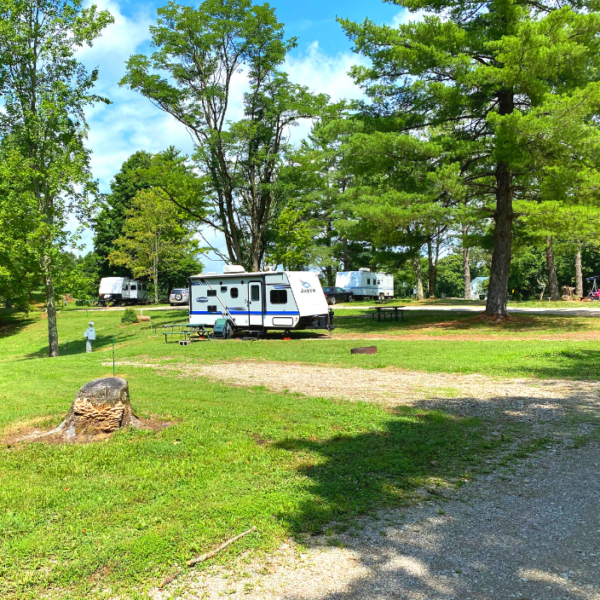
[121,308,138,325]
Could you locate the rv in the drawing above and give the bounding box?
[98,277,149,306]
[188,266,332,333]
[335,269,394,300]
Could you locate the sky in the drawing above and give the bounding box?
[76,0,411,270]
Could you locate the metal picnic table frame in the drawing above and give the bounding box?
[162,323,212,343]
[368,306,406,322]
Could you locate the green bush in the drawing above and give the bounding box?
[120,308,138,325]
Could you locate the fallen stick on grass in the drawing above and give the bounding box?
[158,526,257,589]
[158,568,181,589]
[187,526,257,567]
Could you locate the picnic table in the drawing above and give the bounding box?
[162,323,212,343]
[368,306,406,322]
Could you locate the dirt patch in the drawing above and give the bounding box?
[2,415,172,446]
[108,359,600,425]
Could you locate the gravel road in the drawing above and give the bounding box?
[155,442,600,600]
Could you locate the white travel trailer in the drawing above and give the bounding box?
[335,269,394,300]
[98,277,149,306]
[188,266,332,333]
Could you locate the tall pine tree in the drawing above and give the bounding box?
[341,0,600,316]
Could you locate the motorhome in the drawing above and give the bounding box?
[188,266,332,333]
[98,277,149,306]
[335,269,394,300]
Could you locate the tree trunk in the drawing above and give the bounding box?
[462,224,471,300]
[575,246,583,297]
[545,236,560,301]
[485,160,513,317]
[342,238,349,270]
[43,267,59,357]
[463,248,471,300]
[412,256,424,300]
[486,88,515,318]
[427,240,437,298]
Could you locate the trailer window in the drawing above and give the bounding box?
[221,286,227,292]
[230,287,239,298]
[208,305,217,312]
[207,289,217,297]
[251,285,260,302]
[367,279,370,285]
[270,290,287,304]
[130,284,137,291]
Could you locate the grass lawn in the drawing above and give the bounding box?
[1,307,599,598]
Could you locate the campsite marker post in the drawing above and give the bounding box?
[84,322,95,353]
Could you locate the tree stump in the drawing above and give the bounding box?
[51,377,140,441]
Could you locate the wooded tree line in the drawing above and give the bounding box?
[2,0,600,356]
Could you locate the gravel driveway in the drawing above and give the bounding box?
[155,442,600,600]
[115,360,600,433]
[136,358,600,600]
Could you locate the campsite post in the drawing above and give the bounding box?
[85,322,95,353]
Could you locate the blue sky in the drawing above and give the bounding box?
[77,0,411,269]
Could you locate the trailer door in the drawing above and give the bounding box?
[248,281,264,327]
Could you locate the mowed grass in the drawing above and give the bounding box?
[1,307,599,597]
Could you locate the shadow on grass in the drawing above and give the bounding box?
[335,312,595,336]
[22,334,125,360]
[273,403,599,600]
[0,311,36,341]
[275,409,493,535]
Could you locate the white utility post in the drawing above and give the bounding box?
[84,321,96,353]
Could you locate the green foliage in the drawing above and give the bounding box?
[267,205,314,270]
[109,190,204,303]
[120,308,138,325]
[93,151,153,279]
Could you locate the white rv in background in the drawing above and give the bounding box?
[336,269,394,300]
[98,277,149,306]
[188,266,332,332]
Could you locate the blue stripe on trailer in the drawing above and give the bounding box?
[190,310,300,316]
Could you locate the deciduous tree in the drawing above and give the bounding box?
[0,0,113,355]
[121,0,329,271]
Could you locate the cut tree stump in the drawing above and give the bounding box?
[50,377,140,441]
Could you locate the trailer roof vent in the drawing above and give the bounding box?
[223,265,245,274]
[359,267,371,272]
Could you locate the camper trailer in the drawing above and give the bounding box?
[98,277,149,306]
[188,266,332,333]
[335,269,394,300]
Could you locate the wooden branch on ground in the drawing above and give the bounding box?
[187,526,257,567]
[158,526,257,590]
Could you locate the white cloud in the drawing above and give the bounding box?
[78,0,195,191]
[391,8,427,27]
[285,41,365,102]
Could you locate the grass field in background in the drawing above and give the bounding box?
[1,306,598,598]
